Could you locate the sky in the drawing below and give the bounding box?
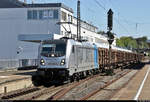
[21,0,150,39]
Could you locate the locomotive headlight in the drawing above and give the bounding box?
[41,59,44,63]
[51,54,55,57]
[40,59,45,66]
[61,59,65,63]
[60,59,65,65]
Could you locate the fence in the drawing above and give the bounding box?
[0,59,19,69]
[19,59,38,68]
[0,59,38,69]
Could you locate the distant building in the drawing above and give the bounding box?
[147,40,150,48]
[0,0,115,68]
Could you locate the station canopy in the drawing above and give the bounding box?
[18,34,63,43]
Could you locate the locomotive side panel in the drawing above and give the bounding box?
[68,45,76,76]
[68,45,97,75]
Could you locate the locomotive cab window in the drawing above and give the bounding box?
[41,43,66,57]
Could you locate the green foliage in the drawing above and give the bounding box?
[97,31,106,35]
[97,31,149,50]
[136,36,149,49]
[97,30,116,37]
[116,36,149,49]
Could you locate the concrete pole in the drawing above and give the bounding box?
[4,86,7,94]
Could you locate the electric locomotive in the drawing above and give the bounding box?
[32,38,99,85]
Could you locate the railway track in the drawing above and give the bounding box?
[46,68,128,100]
[16,78,92,100]
[80,69,131,100]
[67,64,144,100]
[53,68,137,100]
[0,86,43,100]
[46,73,103,100]
[0,69,106,100]
[0,64,142,100]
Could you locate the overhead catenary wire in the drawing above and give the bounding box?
[94,0,106,11]
[107,0,150,36]
[79,0,101,27]
[93,0,131,34]
[105,0,133,34]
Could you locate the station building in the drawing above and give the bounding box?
[0,0,116,68]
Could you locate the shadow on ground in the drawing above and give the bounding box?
[13,70,36,76]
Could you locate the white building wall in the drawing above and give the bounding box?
[18,7,61,59]
[0,7,61,60]
[0,5,115,68]
[0,7,61,68]
[60,8,102,43]
[0,8,23,59]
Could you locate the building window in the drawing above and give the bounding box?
[61,31,63,35]
[33,10,38,19]
[43,10,55,19]
[39,10,43,19]
[27,9,59,20]
[68,14,72,22]
[62,11,67,21]
[41,10,55,19]
[27,11,32,19]
[27,10,38,19]
[43,10,49,19]
[54,10,58,19]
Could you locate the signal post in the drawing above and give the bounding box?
[107,9,114,75]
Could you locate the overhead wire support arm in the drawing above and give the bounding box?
[56,22,73,38]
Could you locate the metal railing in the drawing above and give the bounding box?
[0,59,19,69]
[0,59,38,69]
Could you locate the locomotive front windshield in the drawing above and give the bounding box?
[41,43,66,57]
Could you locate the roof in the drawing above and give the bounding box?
[0,0,73,13]
[73,16,98,30]
[0,0,25,8]
[26,3,73,13]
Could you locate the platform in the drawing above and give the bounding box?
[111,62,150,100]
[0,69,36,94]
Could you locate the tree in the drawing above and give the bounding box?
[136,36,149,49]
[117,36,149,50]
[117,36,138,49]
[97,31,106,35]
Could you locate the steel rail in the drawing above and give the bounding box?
[80,70,132,100]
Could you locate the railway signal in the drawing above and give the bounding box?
[107,9,114,75]
[107,9,113,31]
[107,31,114,45]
